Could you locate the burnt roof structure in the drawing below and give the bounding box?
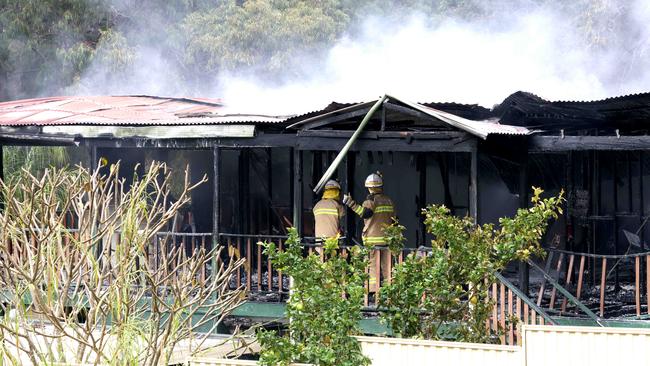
[0,95,291,144]
[2,91,650,140]
[1,90,650,319]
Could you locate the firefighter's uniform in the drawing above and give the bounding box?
[343,172,395,292]
[313,180,345,252]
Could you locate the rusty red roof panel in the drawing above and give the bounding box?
[0,95,287,126]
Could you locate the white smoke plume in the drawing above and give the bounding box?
[72,1,650,116]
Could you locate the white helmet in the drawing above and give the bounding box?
[324,179,341,190]
[364,172,383,188]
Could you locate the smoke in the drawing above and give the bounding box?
[69,1,650,116]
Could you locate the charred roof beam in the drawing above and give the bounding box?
[530,135,650,151]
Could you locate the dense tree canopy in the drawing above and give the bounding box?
[0,0,637,100]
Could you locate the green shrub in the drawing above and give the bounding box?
[379,187,564,342]
[258,230,371,366]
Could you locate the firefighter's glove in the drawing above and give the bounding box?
[342,193,356,207]
[343,193,364,217]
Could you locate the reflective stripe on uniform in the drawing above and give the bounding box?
[354,205,364,216]
[363,236,386,244]
[374,205,394,213]
[314,208,340,216]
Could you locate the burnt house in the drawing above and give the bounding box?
[1,91,650,329]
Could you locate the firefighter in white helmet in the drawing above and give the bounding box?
[343,172,395,293]
[313,179,345,252]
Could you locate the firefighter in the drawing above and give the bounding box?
[342,172,395,293]
[313,179,345,252]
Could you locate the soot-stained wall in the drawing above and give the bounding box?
[97,147,215,233]
[299,151,470,247]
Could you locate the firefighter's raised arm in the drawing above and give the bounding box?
[343,193,373,218]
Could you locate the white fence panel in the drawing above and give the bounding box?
[189,358,311,366]
[356,335,521,366]
[523,325,650,366]
[190,326,650,366]
[190,359,257,366]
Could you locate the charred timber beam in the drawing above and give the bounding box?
[383,102,441,122]
[90,146,98,171]
[293,149,303,235]
[211,146,221,299]
[300,108,372,130]
[75,131,473,150]
[0,133,77,145]
[469,150,478,222]
[297,130,467,140]
[530,136,650,151]
[286,101,375,129]
[80,134,296,149]
[212,146,221,245]
[519,152,530,295]
[296,136,477,152]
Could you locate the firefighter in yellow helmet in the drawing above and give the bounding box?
[343,172,395,293]
[313,180,345,252]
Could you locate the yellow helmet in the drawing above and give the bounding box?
[324,180,341,190]
[364,172,383,188]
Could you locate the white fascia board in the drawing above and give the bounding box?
[41,125,256,139]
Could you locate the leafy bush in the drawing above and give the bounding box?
[382,218,406,255]
[379,187,564,342]
[258,231,371,366]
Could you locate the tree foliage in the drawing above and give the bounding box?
[258,231,370,366]
[182,0,348,79]
[0,0,111,99]
[0,0,640,100]
[378,187,564,343]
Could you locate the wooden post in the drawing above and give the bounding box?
[492,283,498,330]
[636,256,641,317]
[90,145,98,171]
[647,255,650,315]
[499,283,506,344]
[236,237,241,288]
[576,255,585,301]
[246,238,252,291]
[613,154,619,289]
[537,251,555,306]
[523,303,529,325]
[0,144,3,182]
[257,242,262,292]
[293,149,303,235]
[418,153,427,246]
[518,156,530,295]
[600,257,607,317]
[238,150,250,234]
[469,150,478,223]
[0,144,4,210]
[266,148,273,234]
[549,253,564,309]
[507,289,514,345]
[212,147,221,246]
[516,298,522,345]
[210,146,221,296]
[344,153,356,244]
[591,151,600,285]
[640,153,646,293]
[278,239,284,294]
[561,254,575,313]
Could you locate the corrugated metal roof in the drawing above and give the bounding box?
[390,95,532,139]
[287,95,532,139]
[0,96,289,126]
